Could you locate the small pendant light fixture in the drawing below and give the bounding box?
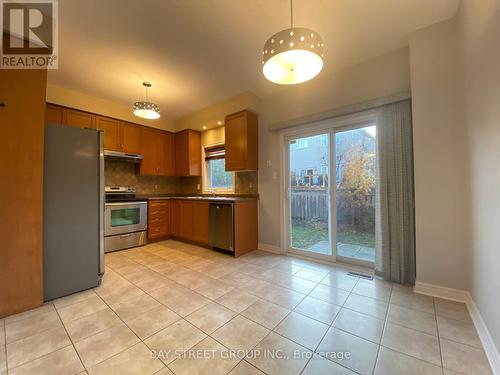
[262,0,324,85]
[133,82,161,120]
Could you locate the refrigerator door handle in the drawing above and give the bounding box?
[98,130,105,276]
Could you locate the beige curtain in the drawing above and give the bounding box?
[375,100,416,284]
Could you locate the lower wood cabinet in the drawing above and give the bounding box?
[148,199,209,245]
[192,201,209,245]
[179,200,209,245]
[170,200,181,237]
[180,200,194,240]
[147,198,256,253]
[148,200,171,240]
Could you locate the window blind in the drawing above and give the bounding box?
[205,145,225,160]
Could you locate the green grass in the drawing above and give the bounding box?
[291,219,375,249]
[291,221,329,249]
[337,229,375,248]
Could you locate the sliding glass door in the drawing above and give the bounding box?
[334,126,376,264]
[288,133,332,257]
[286,124,377,266]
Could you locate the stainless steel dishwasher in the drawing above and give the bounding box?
[208,203,234,252]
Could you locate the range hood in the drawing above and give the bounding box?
[104,150,143,163]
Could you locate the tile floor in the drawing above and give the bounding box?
[0,240,493,375]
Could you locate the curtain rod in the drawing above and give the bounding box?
[269,91,411,132]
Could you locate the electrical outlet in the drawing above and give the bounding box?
[154,184,158,190]
[197,184,200,190]
[266,160,272,168]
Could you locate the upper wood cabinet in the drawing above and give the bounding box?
[96,116,120,151]
[139,127,175,176]
[225,110,258,171]
[175,130,201,176]
[96,117,143,154]
[45,104,95,129]
[45,104,65,124]
[65,109,95,129]
[121,122,142,154]
[140,127,163,175]
[162,132,175,176]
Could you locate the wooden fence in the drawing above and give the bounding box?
[291,190,375,230]
[291,191,329,220]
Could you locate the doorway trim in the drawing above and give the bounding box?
[279,109,379,266]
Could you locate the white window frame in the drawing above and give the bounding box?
[202,142,235,193]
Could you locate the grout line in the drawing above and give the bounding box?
[2,319,8,374]
[370,282,392,375]
[434,297,446,375]
[49,241,469,375]
[52,302,87,373]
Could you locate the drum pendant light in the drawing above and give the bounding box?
[133,82,160,120]
[262,0,324,85]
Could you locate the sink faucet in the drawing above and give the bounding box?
[210,189,217,197]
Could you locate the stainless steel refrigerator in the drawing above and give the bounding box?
[43,123,104,301]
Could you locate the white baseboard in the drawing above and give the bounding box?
[258,243,282,254]
[414,281,500,374]
[468,298,500,374]
[413,281,470,302]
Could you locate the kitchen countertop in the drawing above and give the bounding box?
[137,194,259,203]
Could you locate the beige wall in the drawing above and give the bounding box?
[459,0,500,351]
[175,91,261,132]
[46,84,176,131]
[257,47,412,247]
[409,19,471,291]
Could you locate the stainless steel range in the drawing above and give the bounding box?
[104,186,147,253]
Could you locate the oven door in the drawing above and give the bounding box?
[105,201,148,236]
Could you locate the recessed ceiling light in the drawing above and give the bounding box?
[202,125,207,130]
[217,121,222,125]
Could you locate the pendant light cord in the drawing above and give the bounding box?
[290,0,294,28]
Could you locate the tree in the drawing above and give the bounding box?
[337,145,376,230]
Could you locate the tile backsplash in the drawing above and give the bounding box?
[105,160,258,195]
[105,161,182,195]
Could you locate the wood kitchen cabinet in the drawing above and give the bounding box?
[45,104,95,129]
[97,117,143,154]
[140,127,163,175]
[162,132,175,176]
[65,108,95,129]
[140,127,175,176]
[175,130,201,176]
[224,110,258,171]
[120,122,142,154]
[96,116,120,151]
[170,200,181,237]
[192,201,209,245]
[148,200,170,240]
[45,104,65,124]
[180,200,194,239]
[171,200,209,245]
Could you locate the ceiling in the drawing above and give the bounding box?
[48,0,460,120]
